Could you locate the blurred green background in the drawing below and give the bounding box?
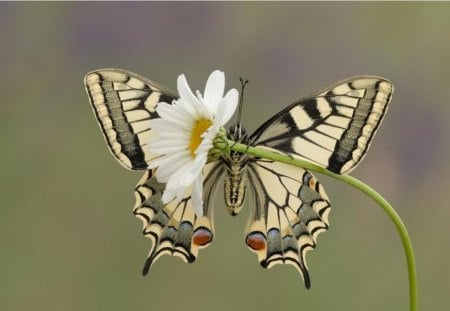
[1,3,449,311]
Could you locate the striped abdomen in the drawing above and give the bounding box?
[224,163,247,216]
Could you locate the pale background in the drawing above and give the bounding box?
[1,3,449,311]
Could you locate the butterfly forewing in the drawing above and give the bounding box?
[84,69,178,170]
[250,76,393,174]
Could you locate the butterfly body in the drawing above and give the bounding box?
[84,69,393,288]
[223,123,250,215]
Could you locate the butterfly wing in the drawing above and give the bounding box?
[85,69,229,273]
[84,68,178,170]
[134,161,225,274]
[245,157,330,288]
[250,76,393,174]
[243,76,392,287]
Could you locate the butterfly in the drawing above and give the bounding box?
[84,69,393,288]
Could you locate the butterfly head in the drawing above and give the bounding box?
[227,122,248,142]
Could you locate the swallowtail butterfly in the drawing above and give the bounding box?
[84,69,393,288]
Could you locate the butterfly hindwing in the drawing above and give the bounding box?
[133,161,225,274]
[250,76,393,174]
[245,156,330,288]
[84,69,178,170]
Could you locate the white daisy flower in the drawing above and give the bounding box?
[148,70,238,216]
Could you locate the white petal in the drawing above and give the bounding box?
[203,70,225,114]
[148,136,190,149]
[174,97,200,120]
[150,124,191,140]
[166,160,195,190]
[149,150,189,171]
[156,152,191,172]
[156,102,193,128]
[194,135,213,157]
[177,74,201,109]
[176,184,187,203]
[165,160,198,203]
[192,175,204,217]
[196,90,204,102]
[203,122,220,139]
[148,118,172,133]
[149,143,187,155]
[157,155,191,183]
[216,88,238,125]
[149,144,186,155]
[150,124,191,143]
[178,99,209,121]
[162,186,177,204]
[180,167,200,189]
[193,152,208,172]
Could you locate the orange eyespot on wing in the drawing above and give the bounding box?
[245,159,330,288]
[246,232,267,251]
[193,227,214,246]
[133,161,224,275]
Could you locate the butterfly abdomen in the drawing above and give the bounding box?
[224,165,247,216]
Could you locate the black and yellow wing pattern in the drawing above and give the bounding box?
[84,69,223,274]
[133,161,224,274]
[251,76,393,173]
[242,76,393,287]
[85,68,177,170]
[245,157,330,288]
[85,70,393,287]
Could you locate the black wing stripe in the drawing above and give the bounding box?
[250,76,393,174]
[328,80,392,173]
[84,69,178,170]
[87,74,148,169]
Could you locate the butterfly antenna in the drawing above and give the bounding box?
[237,78,249,124]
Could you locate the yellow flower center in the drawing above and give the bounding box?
[189,118,213,157]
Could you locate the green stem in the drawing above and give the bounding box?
[228,140,417,311]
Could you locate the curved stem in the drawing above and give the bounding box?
[227,140,417,311]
